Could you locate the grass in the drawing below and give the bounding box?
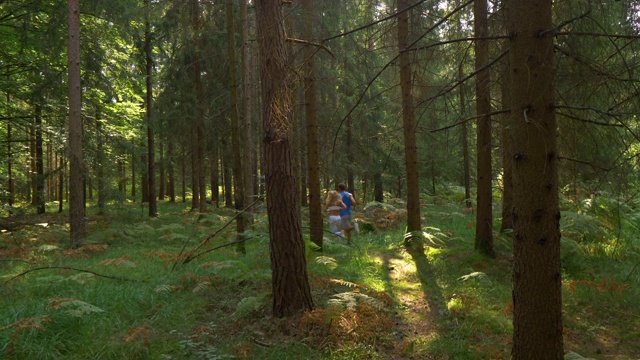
[1,194,639,359]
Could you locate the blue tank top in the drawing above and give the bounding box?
[340,191,352,216]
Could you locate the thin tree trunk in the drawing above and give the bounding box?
[158,142,165,200]
[96,111,106,214]
[145,0,157,217]
[34,103,45,214]
[67,0,86,246]
[211,147,219,206]
[397,0,421,247]
[474,0,494,257]
[168,142,175,202]
[227,0,246,253]
[6,84,13,206]
[303,0,323,249]
[459,62,472,208]
[255,0,314,317]
[240,0,255,222]
[58,155,64,213]
[190,128,200,210]
[131,139,136,200]
[507,0,563,357]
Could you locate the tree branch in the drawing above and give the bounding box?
[430,109,510,133]
[286,37,335,58]
[2,266,143,287]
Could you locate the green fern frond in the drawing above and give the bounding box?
[457,271,487,282]
[154,284,180,293]
[37,244,59,252]
[96,257,137,267]
[315,256,338,270]
[192,281,211,293]
[328,292,385,311]
[233,296,265,318]
[330,278,358,288]
[48,298,105,317]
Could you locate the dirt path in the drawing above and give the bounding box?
[377,248,448,359]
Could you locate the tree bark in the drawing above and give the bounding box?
[240,0,255,224]
[255,0,314,317]
[34,103,45,214]
[474,0,495,257]
[226,0,246,253]
[507,0,563,357]
[67,0,86,247]
[145,0,157,217]
[397,0,422,246]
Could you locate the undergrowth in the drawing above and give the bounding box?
[0,192,639,359]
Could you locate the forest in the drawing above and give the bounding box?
[1,0,639,359]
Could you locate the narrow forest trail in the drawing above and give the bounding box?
[374,248,449,359]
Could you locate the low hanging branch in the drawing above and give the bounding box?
[286,37,335,58]
[1,266,143,287]
[173,197,263,268]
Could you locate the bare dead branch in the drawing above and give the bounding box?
[173,197,263,268]
[286,37,335,58]
[430,109,510,133]
[1,266,143,287]
[558,156,610,171]
[322,0,429,42]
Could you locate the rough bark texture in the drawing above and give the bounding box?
[67,0,85,247]
[507,0,563,358]
[397,0,422,242]
[255,0,314,317]
[303,0,323,250]
[474,0,494,257]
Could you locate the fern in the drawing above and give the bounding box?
[315,256,338,270]
[233,296,265,318]
[328,292,385,311]
[47,297,105,317]
[96,257,137,267]
[330,278,358,288]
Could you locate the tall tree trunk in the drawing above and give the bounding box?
[168,142,175,202]
[34,103,45,214]
[507,0,563,357]
[181,144,186,203]
[303,0,323,249]
[211,147,219,206]
[240,0,255,222]
[227,0,246,253]
[141,153,149,202]
[500,54,514,232]
[67,0,86,247]
[190,128,200,210]
[474,0,495,257]
[223,153,233,208]
[58,154,64,213]
[397,0,421,247]
[255,0,314,317]
[96,111,106,214]
[192,0,206,213]
[145,0,157,217]
[374,171,383,203]
[131,139,136,200]
[158,142,165,200]
[6,85,13,206]
[459,63,472,208]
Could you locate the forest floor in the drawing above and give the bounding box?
[1,198,639,359]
